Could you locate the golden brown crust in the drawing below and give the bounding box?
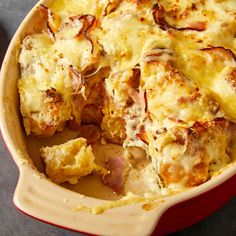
[225,68,236,92]
[159,118,229,187]
[152,3,207,31]
[166,1,205,21]
[27,88,68,137]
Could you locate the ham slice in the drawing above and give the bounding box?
[104,157,125,194]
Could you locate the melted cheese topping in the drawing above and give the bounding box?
[141,53,218,129]
[97,10,162,72]
[18,0,236,199]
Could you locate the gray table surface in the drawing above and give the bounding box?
[0,0,236,235]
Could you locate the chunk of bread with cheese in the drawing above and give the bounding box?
[18,80,71,136]
[140,48,222,129]
[150,119,231,188]
[40,138,107,184]
[18,14,102,136]
[175,47,236,120]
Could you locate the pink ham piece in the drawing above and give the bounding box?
[104,157,125,194]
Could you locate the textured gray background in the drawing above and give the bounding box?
[0,0,235,235]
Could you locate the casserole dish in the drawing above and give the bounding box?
[0,0,236,235]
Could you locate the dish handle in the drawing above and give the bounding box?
[13,164,172,236]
